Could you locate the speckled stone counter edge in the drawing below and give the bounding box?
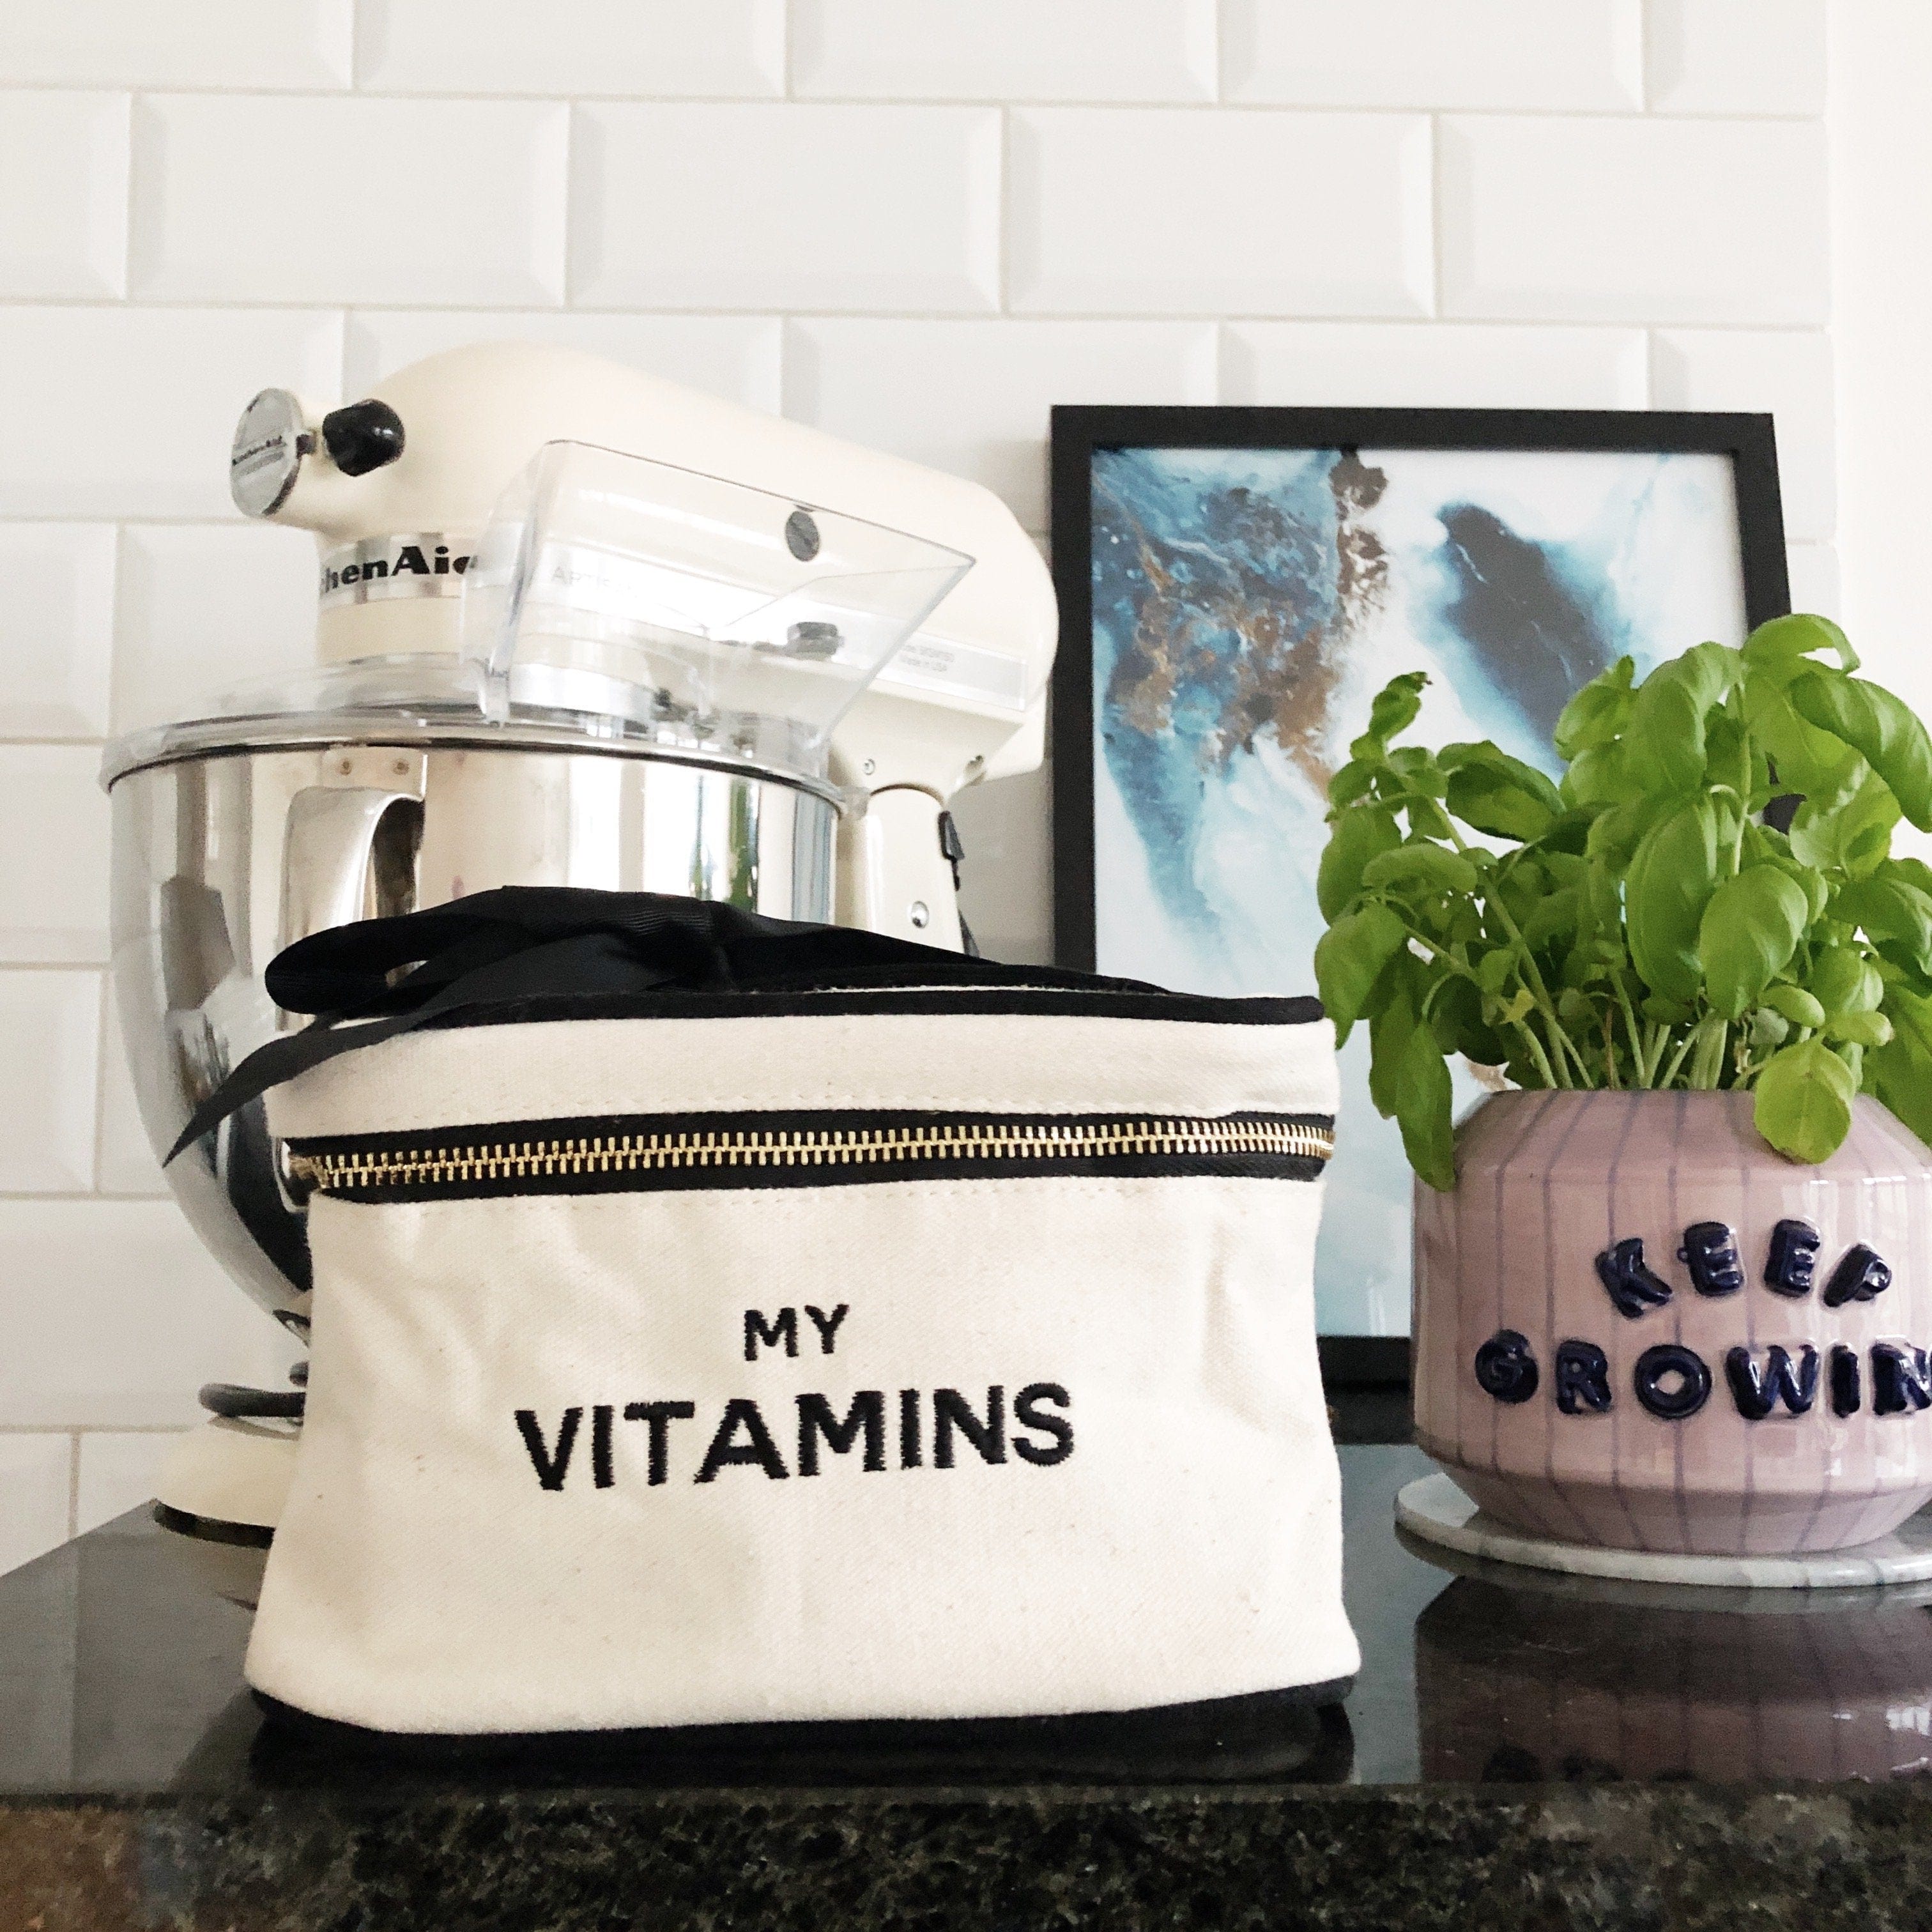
[5,1784,1931,1932]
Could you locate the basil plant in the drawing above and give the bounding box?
[1313,615,1932,1190]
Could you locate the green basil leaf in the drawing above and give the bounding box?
[1326,758,1381,808]
[1349,671,1429,761]
[1827,1009,1894,1048]
[1740,670,1867,806]
[1316,805,1401,921]
[1791,669,1932,831]
[1830,874,1932,965]
[1697,865,1809,1019]
[1552,654,1637,760]
[1521,886,1579,953]
[1625,795,1719,1004]
[1624,642,1742,795]
[1313,902,1409,1034]
[1871,984,1932,1147]
[1809,945,1883,1016]
[1790,766,1903,877]
[1360,841,1480,899]
[1753,1037,1854,1163]
[1742,611,1859,676]
[1761,983,1827,1029]
[1442,742,1562,843]
[1561,744,1635,809]
[1878,856,1932,901]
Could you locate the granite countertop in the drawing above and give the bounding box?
[7,1420,1932,1930]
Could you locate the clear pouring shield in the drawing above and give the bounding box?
[461,441,975,781]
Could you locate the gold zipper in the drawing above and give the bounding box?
[288,1116,1335,1198]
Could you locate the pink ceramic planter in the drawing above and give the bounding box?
[1413,1091,1932,1556]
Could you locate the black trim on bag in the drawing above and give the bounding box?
[248,1678,1357,1785]
[288,1108,1338,1204]
[406,983,1326,1031]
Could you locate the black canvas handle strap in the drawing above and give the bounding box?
[167,888,1146,1162]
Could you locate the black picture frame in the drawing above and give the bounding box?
[1048,406,1791,1390]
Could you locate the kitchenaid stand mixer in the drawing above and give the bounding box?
[101,343,1056,1540]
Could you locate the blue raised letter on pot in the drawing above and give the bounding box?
[1765,1219,1821,1296]
[1634,1344,1712,1420]
[1474,1330,1539,1404]
[1724,1344,1819,1420]
[1555,1340,1613,1414]
[1823,1244,1892,1309]
[1595,1237,1674,1319]
[1678,1222,1744,1296]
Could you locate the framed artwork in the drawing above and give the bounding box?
[1049,406,1791,1377]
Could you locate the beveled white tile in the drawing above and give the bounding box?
[0,308,342,520]
[132,95,569,305]
[0,525,116,740]
[0,0,351,87]
[572,104,1002,312]
[0,748,111,965]
[359,0,783,95]
[1222,322,1647,408]
[0,1200,291,1428]
[1438,117,1827,325]
[0,93,129,299]
[786,319,1216,528]
[793,0,1216,101]
[1008,109,1432,317]
[77,1430,183,1533]
[0,972,102,1193]
[112,524,321,736]
[0,1436,73,1577]
[1651,330,1834,542]
[1648,0,1826,114]
[1786,542,1839,619]
[346,312,783,413]
[1225,0,1642,108]
[95,986,167,1199]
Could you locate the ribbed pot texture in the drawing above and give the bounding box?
[1413,1090,1932,1556]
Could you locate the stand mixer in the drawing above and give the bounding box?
[102,342,1056,1543]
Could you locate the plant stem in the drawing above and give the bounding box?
[1655,1026,1700,1090]
[1514,1022,1562,1090]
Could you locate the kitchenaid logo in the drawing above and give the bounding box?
[1472,1218,1922,1425]
[318,533,473,606]
[512,1301,1075,1493]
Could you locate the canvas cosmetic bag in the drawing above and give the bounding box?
[178,888,1356,1740]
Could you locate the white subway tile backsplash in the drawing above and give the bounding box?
[1786,541,1839,618]
[0,1436,73,1578]
[0,0,351,89]
[0,973,102,1193]
[76,1431,181,1533]
[0,93,129,300]
[346,312,784,413]
[95,988,167,1198]
[1222,323,1647,408]
[1438,117,1828,326]
[112,525,321,735]
[793,0,1215,102]
[1648,0,1827,115]
[359,0,785,96]
[0,308,342,521]
[1008,109,1432,318]
[0,525,116,740]
[787,319,1215,528]
[1650,330,1834,542]
[572,104,1002,312]
[0,1200,291,1428]
[131,96,569,305]
[1224,0,1642,109]
[0,748,111,965]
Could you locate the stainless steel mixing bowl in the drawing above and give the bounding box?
[105,725,841,1324]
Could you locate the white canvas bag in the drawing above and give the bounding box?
[190,890,1356,1738]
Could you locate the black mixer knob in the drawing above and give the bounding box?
[321,398,406,477]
